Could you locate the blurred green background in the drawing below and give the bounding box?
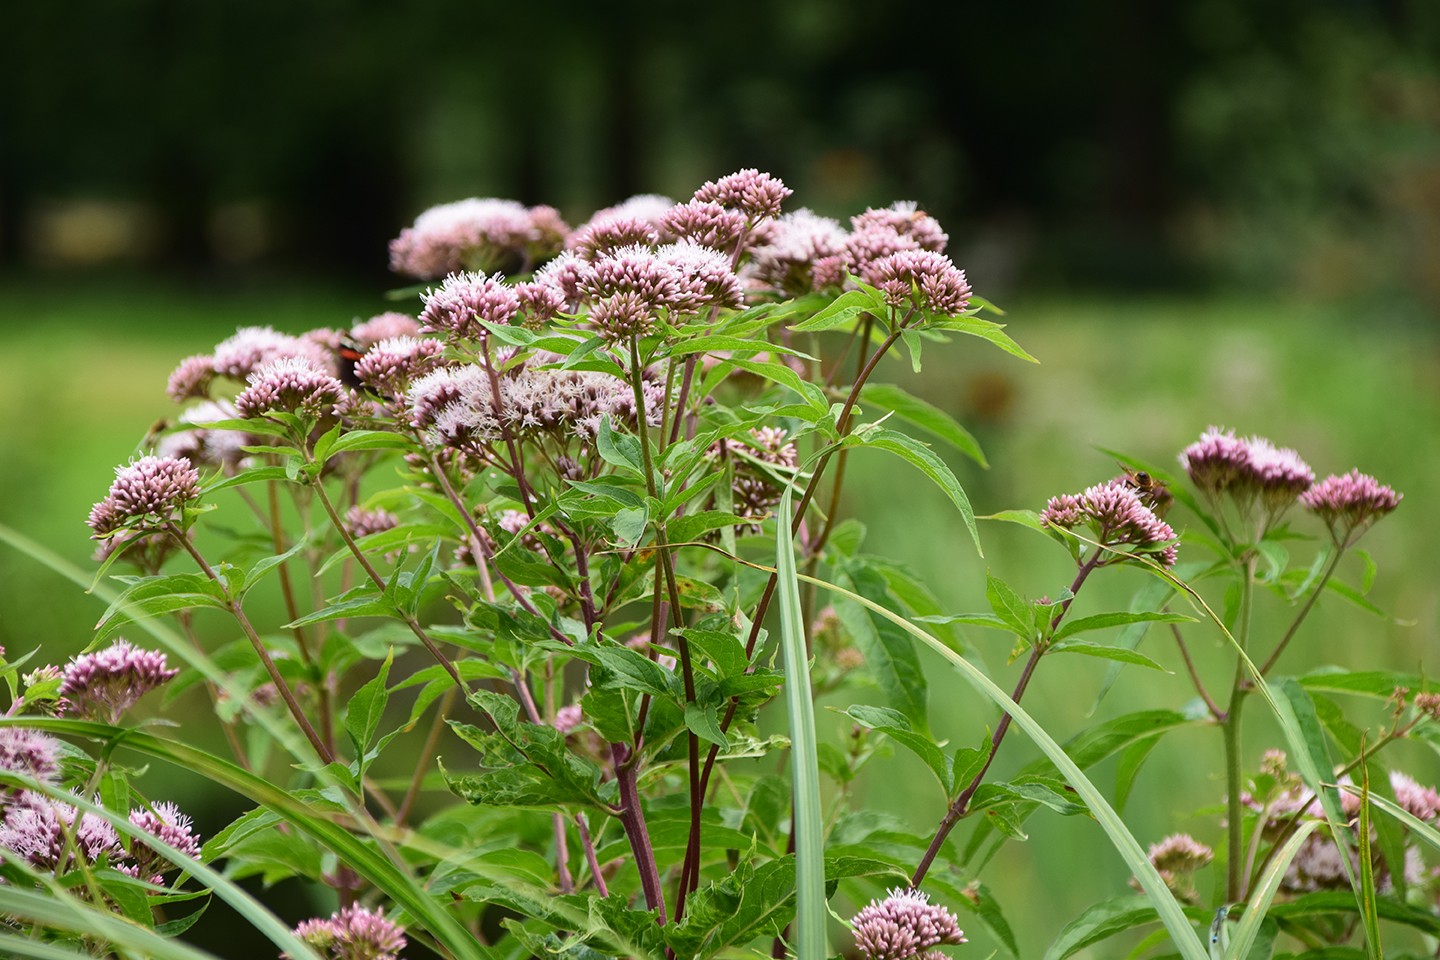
[3,0,1439,956]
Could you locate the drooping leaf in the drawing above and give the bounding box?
[858,383,987,466]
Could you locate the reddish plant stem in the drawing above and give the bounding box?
[612,742,667,922]
[576,813,609,897]
[910,551,1103,887]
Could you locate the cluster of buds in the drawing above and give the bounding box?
[850,887,967,960]
[57,639,179,724]
[290,903,407,960]
[1040,479,1178,566]
[1130,833,1213,903]
[389,198,568,279]
[86,456,201,540]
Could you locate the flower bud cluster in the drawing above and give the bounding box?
[58,639,179,724]
[389,197,568,279]
[850,887,966,960]
[291,903,407,960]
[1040,480,1178,566]
[87,456,201,538]
[233,357,344,420]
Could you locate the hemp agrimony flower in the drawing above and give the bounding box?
[1041,479,1178,566]
[1300,469,1401,544]
[290,903,407,960]
[58,639,178,723]
[126,801,202,885]
[389,197,568,279]
[0,728,61,790]
[86,455,201,538]
[419,270,522,342]
[0,792,121,873]
[233,356,345,420]
[851,887,967,960]
[692,167,792,221]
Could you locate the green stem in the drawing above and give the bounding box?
[1223,552,1258,902]
[1257,545,1346,677]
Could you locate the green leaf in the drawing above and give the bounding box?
[203,464,293,493]
[775,488,827,960]
[595,417,645,476]
[797,576,1209,960]
[848,427,981,556]
[324,429,417,458]
[929,316,1038,363]
[684,701,729,748]
[611,506,650,548]
[1052,611,1194,643]
[345,648,393,776]
[1047,640,1167,671]
[834,560,929,735]
[859,383,987,467]
[716,357,829,414]
[1298,670,1423,699]
[840,704,950,794]
[985,573,1033,639]
[1045,895,1204,960]
[790,288,878,331]
[94,573,228,642]
[284,591,397,628]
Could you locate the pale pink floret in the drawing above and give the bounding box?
[1040,480,1177,566]
[866,249,972,316]
[389,198,568,279]
[1148,833,1214,873]
[350,312,422,347]
[352,336,445,399]
[0,792,121,872]
[0,728,62,787]
[290,903,407,960]
[749,208,849,296]
[59,639,178,724]
[212,326,335,381]
[658,239,745,312]
[567,215,660,260]
[233,357,344,420]
[87,455,202,537]
[851,887,966,960]
[1301,470,1401,541]
[419,271,522,341]
[693,168,792,221]
[126,801,202,884]
[553,703,583,734]
[660,199,749,251]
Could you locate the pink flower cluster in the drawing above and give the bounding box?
[87,455,201,538]
[389,198,568,279]
[851,887,966,960]
[168,326,337,402]
[1300,469,1402,540]
[58,639,179,724]
[233,357,345,420]
[1041,480,1178,566]
[291,903,407,960]
[0,790,200,887]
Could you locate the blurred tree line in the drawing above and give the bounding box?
[3,0,1438,299]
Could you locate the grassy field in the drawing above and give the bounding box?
[2,274,1437,955]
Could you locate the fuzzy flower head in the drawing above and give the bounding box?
[0,792,121,873]
[291,903,407,960]
[658,239,745,313]
[210,326,335,383]
[87,455,201,538]
[660,199,749,252]
[567,215,660,260]
[1148,833,1214,875]
[59,640,178,724]
[693,168,791,222]
[233,357,345,421]
[389,198,568,279]
[126,801,202,884]
[0,728,62,791]
[553,704,583,735]
[866,249,973,317]
[851,887,966,960]
[350,312,422,347]
[749,208,849,296]
[852,202,949,253]
[1041,480,1178,566]
[419,270,521,342]
[352,336,445,401]
[1178,427,1314,525]
[1301,470,1401,544]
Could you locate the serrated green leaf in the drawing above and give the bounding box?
[1052,611,1194,643]
[859,383,986,466]
[684,701,729,747]
[345,648,393,775]
[325,429,417,457]
[790,289,876,331]
[1047,640,1168,671]
[841,704,949,794]
[930,316,1038,362]
[848,428,980,556]
[985,573,1032,638]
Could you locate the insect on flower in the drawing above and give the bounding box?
[1116,462,1174,518]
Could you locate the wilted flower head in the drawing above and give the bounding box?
[866,249,972,317]
[59,639,178,724]
[0,728,62,789]
[1301,470,1401,543]
[233,357,345,420]
[87,455,201,538]
[291,903,407,960]
[1041,480,1178,566]
[851,887,966,960]
[693,168,791,221]
[419,270,521,341]
[127,801,202,884]
[389,197,568,279]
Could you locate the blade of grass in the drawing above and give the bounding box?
[1225,819,1321,960]
[0,883,225,960]
[777,489,827,960]
[793,570,1209,960]
[1355,757,1382,958]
